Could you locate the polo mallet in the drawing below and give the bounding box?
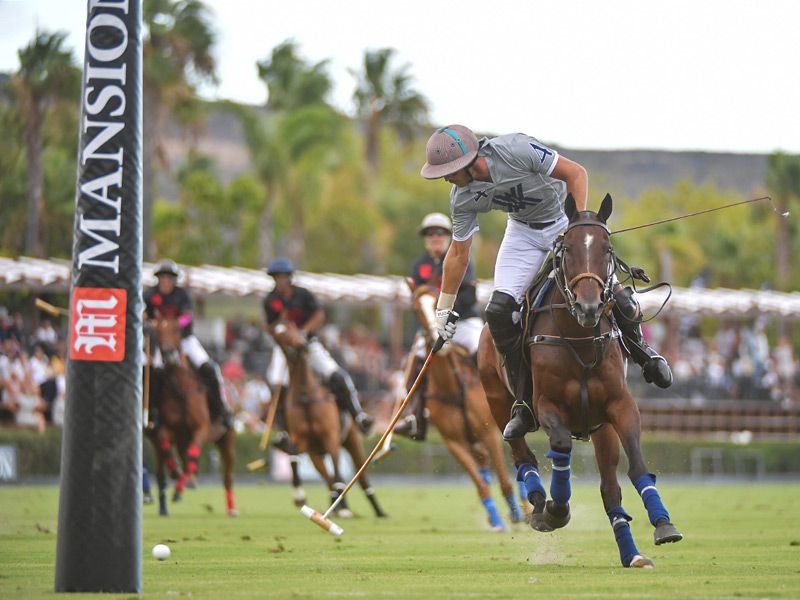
[301,312,458,536]
[35,297,68,317]
[372,346,419,463]
[246,384,282,472]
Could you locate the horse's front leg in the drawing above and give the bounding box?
[607,393,683,546]
[154,430,174,516]
[536,400,573,531]
[217,429,238,516]
[591,424,653,568]
[478,333,538,511]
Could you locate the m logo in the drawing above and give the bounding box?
[70,287,127,362]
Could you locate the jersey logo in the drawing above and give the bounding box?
[418,263,433,280]
[472,190,488,203]
[270,298,283,313]
[530,142,553,164]
[492,183,543,213]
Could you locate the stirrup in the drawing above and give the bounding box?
[503,399,537,441]
[642,355,673,389]
[355,412,374,433]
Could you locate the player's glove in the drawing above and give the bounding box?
[434,309,457,343]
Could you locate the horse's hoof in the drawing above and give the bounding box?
[143,493,154,505]
[336,508,353,519]
[376,511,389,519]
[186,477,197,490]
[509,505,525,524]
[654,522,683,545]
[292,488,307,507]
[227,509,239,518]
[629,554,655,569]
[491,524,507,533]
[159,509,168,517]
[543,500,570,530]
[527,512,554,533]
[172,493,182,503]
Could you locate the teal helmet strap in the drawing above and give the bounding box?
[437,127,468,155]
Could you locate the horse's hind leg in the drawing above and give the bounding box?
[592,424,653,568]
[289,455,306,507]
[343,427,387,518]
[308,451,350,518]
[480,425,525,524]
[607,395,683,546]
[441,432,505,531]
[217,429,238,516]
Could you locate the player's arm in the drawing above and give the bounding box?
[438,237,472,311]
[550,156,588,211]
[301,308,325,337]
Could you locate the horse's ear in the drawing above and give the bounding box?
[598,193,613,223]
[564,193,578,221]
[406,277,416,293]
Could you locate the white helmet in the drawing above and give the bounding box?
[418,212,452,236]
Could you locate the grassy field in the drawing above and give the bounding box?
[1,479,799,599]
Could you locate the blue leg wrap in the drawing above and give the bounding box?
[504,493,525,523]
[143,464,151,494]
[634,473,670,526]
[479,467,492,486]
[546,449,572,505]
[608,507,639,567]
[517,479,528,502]
[481,496,504,529]
[516,463,546,503]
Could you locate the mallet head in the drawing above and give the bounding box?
[300,505,343,536]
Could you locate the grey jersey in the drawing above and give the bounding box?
[450,133,567,241]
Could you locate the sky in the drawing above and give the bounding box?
[1,0,799,154]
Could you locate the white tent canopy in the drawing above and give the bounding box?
[2,256,799,319]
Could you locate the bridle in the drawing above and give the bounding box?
[553,219,616,322]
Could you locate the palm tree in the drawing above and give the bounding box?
[256,40,332,112]
[351,48,429,175]
[236,41,341,265]
[766,152,800,291]
[143,0,216,260]
[13,30,79,258]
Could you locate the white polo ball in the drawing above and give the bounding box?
[152,544,171,561]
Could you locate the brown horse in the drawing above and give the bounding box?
[148,317,238,517]
[270,321,387,519]
[405,283,525,530]
[478,194,682,568]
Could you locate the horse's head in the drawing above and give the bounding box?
[271,320,307,355]
[557,193,616,329]
[154,316,183,363]
[407,279,439,345]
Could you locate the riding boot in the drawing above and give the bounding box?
[327,369,374,433]
[485,291,536,440]
[393,355,428,441]
[393,395,428,441]
[198,362,233,428]
[613,286,673,388]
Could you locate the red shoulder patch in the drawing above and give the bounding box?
[418,263,433,281]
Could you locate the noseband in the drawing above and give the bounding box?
[553,219,616,321]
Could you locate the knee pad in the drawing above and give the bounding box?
[613,286,640,321]
[485,291,519,347]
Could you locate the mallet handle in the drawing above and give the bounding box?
[259,384,282,451]
[322,313,458,520]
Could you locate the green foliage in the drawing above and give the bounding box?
[613,181,778,288]
[257,40,332,111]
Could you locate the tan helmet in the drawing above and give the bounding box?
[418,212,452,236]
[420,124,479,179]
